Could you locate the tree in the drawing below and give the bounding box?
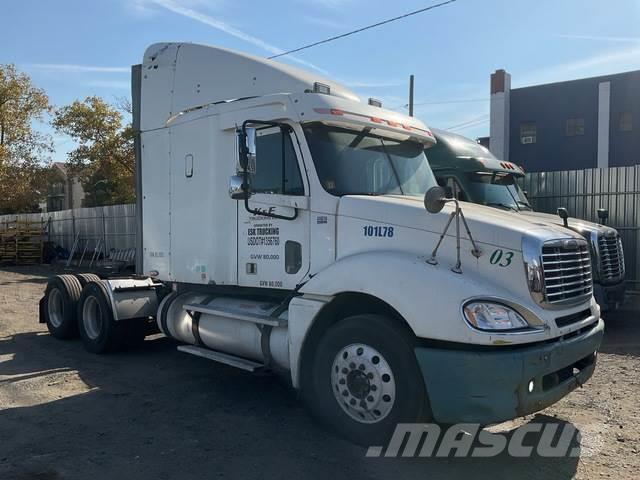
[0,64,52,213]
[53,96,135,207]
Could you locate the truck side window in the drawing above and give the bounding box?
[250,130,304,195]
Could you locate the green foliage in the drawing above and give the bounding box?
[0,64,52,213]
[53,96,135,206]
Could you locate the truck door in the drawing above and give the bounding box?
[237,126,310,290]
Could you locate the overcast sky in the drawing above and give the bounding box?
[2,0,640,161]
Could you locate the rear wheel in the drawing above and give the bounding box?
[44,275,82,339]
[305,314,429,445]
[77,281,126,353]
[75,273,101,287]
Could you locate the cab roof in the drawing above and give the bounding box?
[428,128,524,176]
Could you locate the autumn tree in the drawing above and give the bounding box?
[53,96,135,207]
[0,64,52,213]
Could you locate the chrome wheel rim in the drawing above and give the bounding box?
[82,296,103,340]
[331,343,396,424]
[47,288,64,328]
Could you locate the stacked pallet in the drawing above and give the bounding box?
[0,228,17,262]
[0,219,45,264]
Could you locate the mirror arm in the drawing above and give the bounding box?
[240,119,299,221]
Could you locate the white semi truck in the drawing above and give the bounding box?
[428,128,626,311]
[40,43,604,445]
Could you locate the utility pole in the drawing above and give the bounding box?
[409,74,415,117]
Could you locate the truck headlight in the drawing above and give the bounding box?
[463,302,529,331]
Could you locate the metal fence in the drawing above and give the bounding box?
[1,167,638,290]
[523,165,640,291]
[0,204,136,254]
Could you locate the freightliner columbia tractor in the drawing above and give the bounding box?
[39,43,604,445]
[428,128,626,312]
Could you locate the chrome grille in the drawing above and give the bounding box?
[541,241,593,305]
[598,234,625,282]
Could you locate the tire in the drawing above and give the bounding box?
[77,281,127,353]
[75,273,101,287]
[43,275,83,339]
[304,314,429,446]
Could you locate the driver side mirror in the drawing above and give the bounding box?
[230,127,258,200]
[424,186,448,214]
[239,126,257,174]
[228,174,247,200]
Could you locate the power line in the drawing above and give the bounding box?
[445,114,489,131]
[402,98,490,108]
[269,0,458,59]
[449,118,489,132]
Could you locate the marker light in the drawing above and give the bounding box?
[313,82,331,95]
[528,380,535,393]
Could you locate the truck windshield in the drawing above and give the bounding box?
[303,123,437,197]
[465,172,532,211]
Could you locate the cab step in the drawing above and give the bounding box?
[177,345,263,372]
[182,302,287,327]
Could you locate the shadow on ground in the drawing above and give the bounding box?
[0,330,582,480]
[600,294,640,357]
[3,267,639,479]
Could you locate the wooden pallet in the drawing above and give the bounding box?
[0,219,46,264]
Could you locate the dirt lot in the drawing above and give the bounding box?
[0,266,638,480]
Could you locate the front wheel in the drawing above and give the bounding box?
[305,314,430,445]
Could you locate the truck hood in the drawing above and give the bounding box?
[338,195,583,249]
[518,210,617,237]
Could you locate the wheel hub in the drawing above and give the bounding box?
[331,343,396,424]
[346,370,371,399]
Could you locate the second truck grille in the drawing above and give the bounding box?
[598,234,625,283]
[542,242,593,305]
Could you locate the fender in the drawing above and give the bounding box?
[300,250,554,345]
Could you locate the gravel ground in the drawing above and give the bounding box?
[0,265,638,480]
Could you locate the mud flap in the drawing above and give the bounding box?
[38,295,47,323]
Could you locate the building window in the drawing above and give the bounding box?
[520,122,536,144]
[566,118,585,137]
[620,112,633,132]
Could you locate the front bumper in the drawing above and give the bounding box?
[415,319,604,424]
[594,281,626,312]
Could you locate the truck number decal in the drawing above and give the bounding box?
[363,225,394,238]
[490,249,514,267]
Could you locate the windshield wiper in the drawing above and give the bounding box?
[485,202,518,212]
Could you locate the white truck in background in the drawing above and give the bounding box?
[39,43,604,445]
[428,128,626,311]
